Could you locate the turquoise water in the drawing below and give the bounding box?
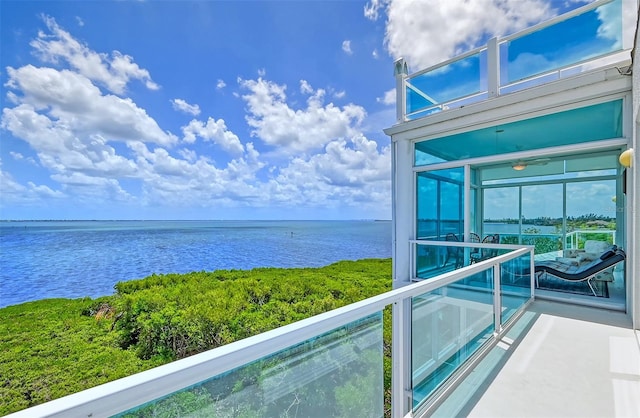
[0,220,391,308]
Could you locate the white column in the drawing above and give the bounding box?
[487,37,500,98]
[393,138,414,288]
[630,16,639,330]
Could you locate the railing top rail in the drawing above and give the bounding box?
[406,45,487,80]
[7,246,534,418]
[411,240,534,251]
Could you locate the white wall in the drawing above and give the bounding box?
[631,3,640,330]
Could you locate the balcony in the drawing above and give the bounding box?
[395,0,635,122]
[6,243,639,417]
[434,300,640,417]
[7,245,531,417]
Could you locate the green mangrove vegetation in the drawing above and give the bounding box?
[0,258,392,416]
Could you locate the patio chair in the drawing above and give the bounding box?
[470,234,497,264]
[442,233,463,268]
[534,247,625,297]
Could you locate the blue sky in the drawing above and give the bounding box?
[0,0,597,220]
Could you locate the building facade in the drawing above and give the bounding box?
[384,0,639,329]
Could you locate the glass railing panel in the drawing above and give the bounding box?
[521,233,562,255]
[500,0,623,88]
[115,313,384,418]
[411,274,495,410]
[406,50,486,117]
[415,242,469,279]
[415,241,506,280]
[499,252,532,324]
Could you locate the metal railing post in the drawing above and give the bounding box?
[392,298,412,417]
[487,37,500,98]
[394,58,408,122]
[493,262,502,335]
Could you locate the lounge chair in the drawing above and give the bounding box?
[534,247,625,297]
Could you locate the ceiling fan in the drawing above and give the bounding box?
[511,158,551,171]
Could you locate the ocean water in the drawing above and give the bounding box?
[0,220,391,308]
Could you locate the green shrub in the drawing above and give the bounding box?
[0,259,392,416]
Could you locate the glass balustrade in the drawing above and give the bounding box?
[115,314,384,418]
[499,252,533,324]
[10,245,533,418]
[406,50,486,119]
[500,0,623,90]
[411,274,495,408]
[402,0,630,120]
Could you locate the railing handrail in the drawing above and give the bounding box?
[7,246,534,418]
[405,46,487,80]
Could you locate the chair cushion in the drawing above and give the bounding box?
[577,252,599,263]
[599,245,618,260]
[583,240,610,254]
[555,257,580,266]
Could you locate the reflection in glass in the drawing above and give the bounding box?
[411,277,494,410]
[500,253,532,324]
[116,314,384,418]
[501,0,622,85]
[406,51,486,117]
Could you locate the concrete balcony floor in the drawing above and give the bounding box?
[433,300,640,418]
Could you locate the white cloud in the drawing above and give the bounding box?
[9,151,37,165]
[240,77,366,155]
[0,161,65,204]
[171,98,201,116]
[372,49,379,59]
[181,117,244,155]
[595,0,633,50]
[364,0,385,21]
[50,171,133,201]
[342,40,353,55]
[4,65,177,147]
[382,0,555,70]
[30,15,158,94]
[1,15,392,217]
[75,16,84,27]
[300,80,314,94]
[377,88,396,105]
[216,79,227,89]
[271,134,391,208]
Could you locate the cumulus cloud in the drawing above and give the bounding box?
[377,89,395,105]
[300,80,314,94]
[1,16,392,216]
[240,77,366,155]
[4,65,176,147]
[216,79,226,89]
[171,98,201,116]
[30,14,159,94]
[0,160,65,205]
[342,40,353,55]
[181,117,244,155]
[271,134,391,208]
